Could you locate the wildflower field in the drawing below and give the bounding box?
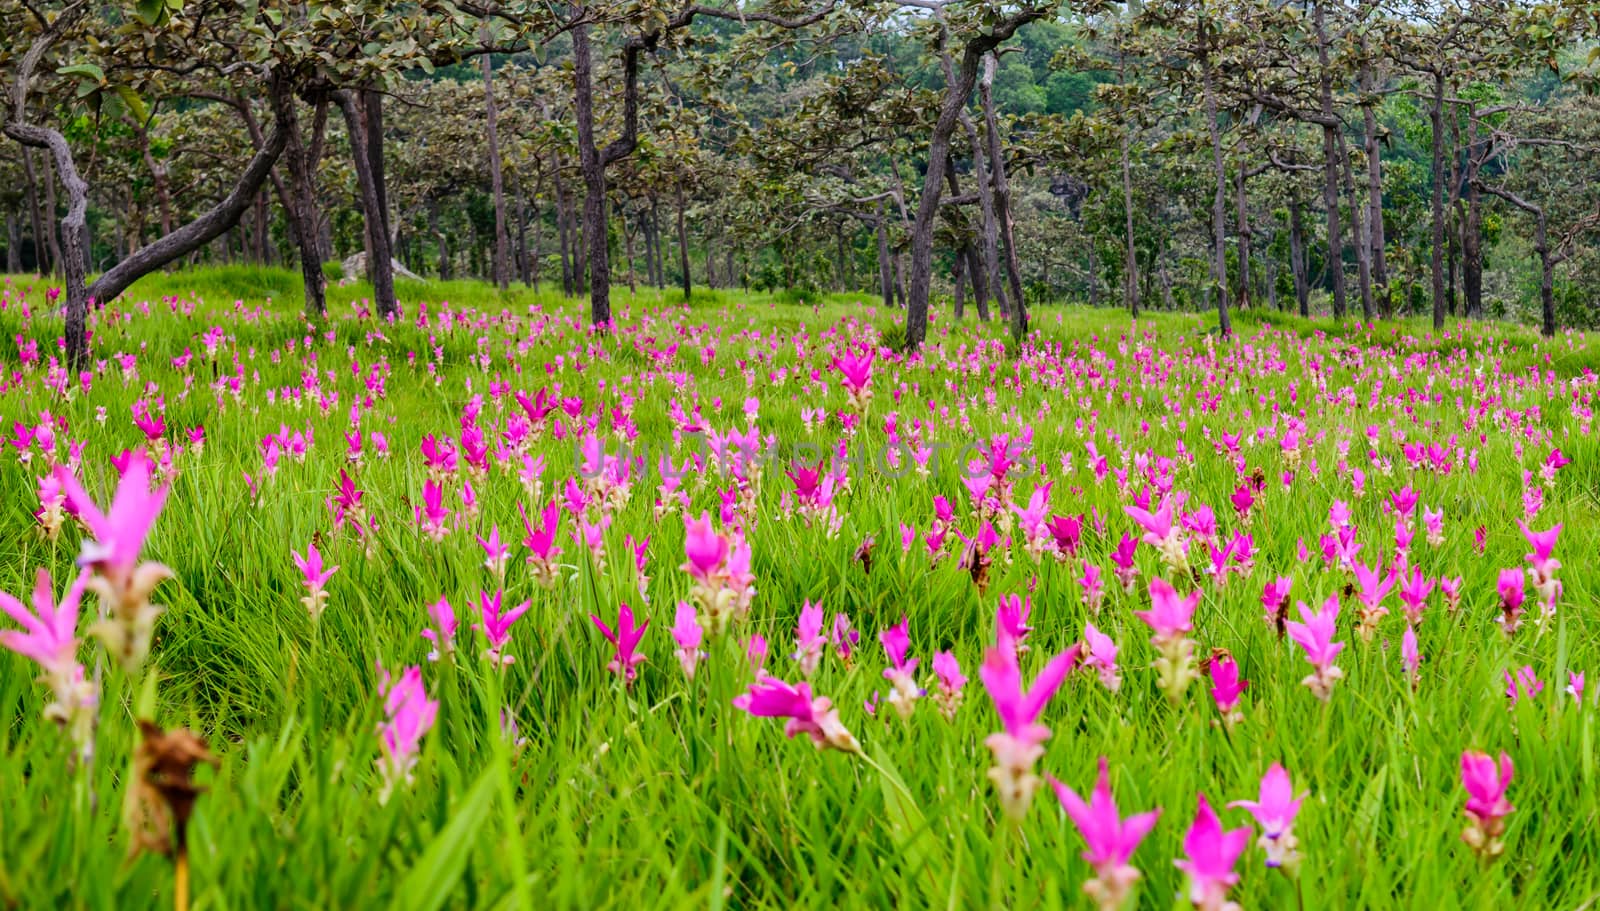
[3,267,1599,909]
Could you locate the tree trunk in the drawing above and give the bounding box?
[365,90,391,250]
[1289,197,1309,317]
[958,112,1008,319]
[572,18,614,326]
[482,47,510,291]
[280,93,329,317]
[429,202,450,280]
[1462,108,1484,319]
[675,179,691,301]
[1538,216,1555,338]
[981,53,1028,342]
[725,249,735,291]
[1235,164,1251,310]
[1342,138,1373,320]
[1362,55,1388,303]
[41,152,62,277]
[553,153,574,297]
[953,248,967,319]
[1200,32,1232,335]
[1313,1,1345,320]
[5,212,20,273]
[337,91,397,318]
[1121,126,1140,317]
[22,149,47,274]
[1428,71,1447,330]
[620,200,638,294]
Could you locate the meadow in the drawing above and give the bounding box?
[2,265,1598,909]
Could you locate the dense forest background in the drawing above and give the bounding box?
[6,0,1600,358]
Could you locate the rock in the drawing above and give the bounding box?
[341,252,424,283]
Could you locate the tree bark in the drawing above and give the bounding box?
[1314,0,1345,320]
[1361,54,1388,303]
[279,93,329,317]
[364,90,391,249]
[1121,125,1139,317]
[620,199,638,294]
[5,212,20,273]
[41,152,62,277]
[1341,138,1373,320]
[336,91,397,317]
[981,53,1028,342]
[1428,71,1447,330]
[1289,197,1309,317]
[483,43,510,291]
[952,248,967,319]
[1200,29,1231,335]
[21,149,47,274]
[675,178,691,301]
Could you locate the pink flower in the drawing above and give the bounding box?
[1136,577,1198,644]
[1401,625,1419,688]
[793,601,827,676]
[0,568,86,678]
[1497,568,1526,634]
[980,644,1081,820]
[995,593,1034,656]
[477,525,512,580]
[830,612,859,664]
[670,601,704,679]
[1261,577,1292,633]
[1568,671,1586,705]
[1208,655,1247,721]
[591,602,649,686]
[417,479,451,541]
[1351,559,1394,639]
[1081,622,1120,692]
[518,499,564,585]
[292,541,339,618]
[682,511,730,581]
[1518,520,1562,577]
[831,347,875,398]
[1110,533,1139,592]
[1229,763,1304,869]
[1396,567,1434,626]
[1286,594,1344,701]
[732,676,860,752]
[1050,757,1161,911]
[420,597,457,661]
[1078,561,1106,613]
[53,452,169,594]
[880,616,921,718]
[376,662,438,803]
[475,589,530,666]
[1460,750,1514,858]
[1174,794,1251,910]
[1504,665,1543,707]
[931,651,965,720]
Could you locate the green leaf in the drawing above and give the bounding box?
[393,768,497,911]
[115,85,149,124]
[135,0,168,26]
[56,63,106,84]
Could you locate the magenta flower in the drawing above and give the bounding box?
[518,499,564,587]
[0,568,86,678]
[793,600,827,676]
[880,616,921,719]
[1401,625,1420,689]
[1396,567,1434,626]
[1229,764,1304,869]
[1460,750,1514,858]
[1078,561,1106,614]
[1050,757,1161,911]
[732,676,860,753]
[995,593,1034,656]
[1504,665,1543,707]
[420,597,457,662]
[1497,568,1526,635]
[1208,655,1247,724]
[591,602,649,686]
[682,510,730,581]
[292,541,339,618]
[1568,671,1586,705]
[1518,520,1562,578]
[831,347,875,408]
[1286,594,1344,701]
[1261,576,1292,633]
[1081,621,1120,692]
[1136,576,1198,645]
[1046,513,1084,559]
[375,662,439,803]
[1440,575,1464,612]
[1125,496,1187,569]
[831,613,859,664]
[417,479,452,542]
[671,601,704,679]
[746,634,769,677]
[1351,560,1394,639]
[1174,794,1251,910]
[931,650,965,720]
[1110,533,1139,592]
[477,525,511,580]
[980,644,1081,820]
[476,589,530,666]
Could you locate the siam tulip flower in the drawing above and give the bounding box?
[1401,625,1420,689]
[1518,520,1562,613]
[1136,577,1200,703]
[1351,560,1394,640]
[1208,653,1247,727]
[475,589,530,666]
[671,602,705,679]
[1397,566,1435,626]
[1460,751,1513,859]
[1081,621,1121,692]
[417,479,452,542]
[732,676,860,753]
[831,347,875,411]
[995,593,1034,657]
[1229,764,1304,870]
[1125,497,1187,572]
[52,452,172,673]
[1286,594,1345,701]
[793,601,827,676]
[879,616,922,719]
[980,644,1081,821]
[591,602,649,687]
[420,597,457,662]
[1110,533,1139,593]
[477,525,512,582]
[1496,568,1526,636]
[1473,525,1488,554]
[930,651,965,720]
[1422,507,1445,547]
[1261,577,1293,637]
[1010,483,1054,558]
[1050,758,1161,911]
[1046,513,1084,560]
[1504,665,1543,707]
[1229,484,1255,522]
[375,662,438,804]
[1440,575,1463,613]
[1,568,97,765]
[830,613,859,666]
[1174,794,1251,911]
[679,511,756,633]
[518,499,565,587]
[1078,561,1106,615]
[292,541,339,618]
[746,634,770,677]
[1567,671,1585,705]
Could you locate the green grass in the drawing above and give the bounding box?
[1,266,1598,908]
